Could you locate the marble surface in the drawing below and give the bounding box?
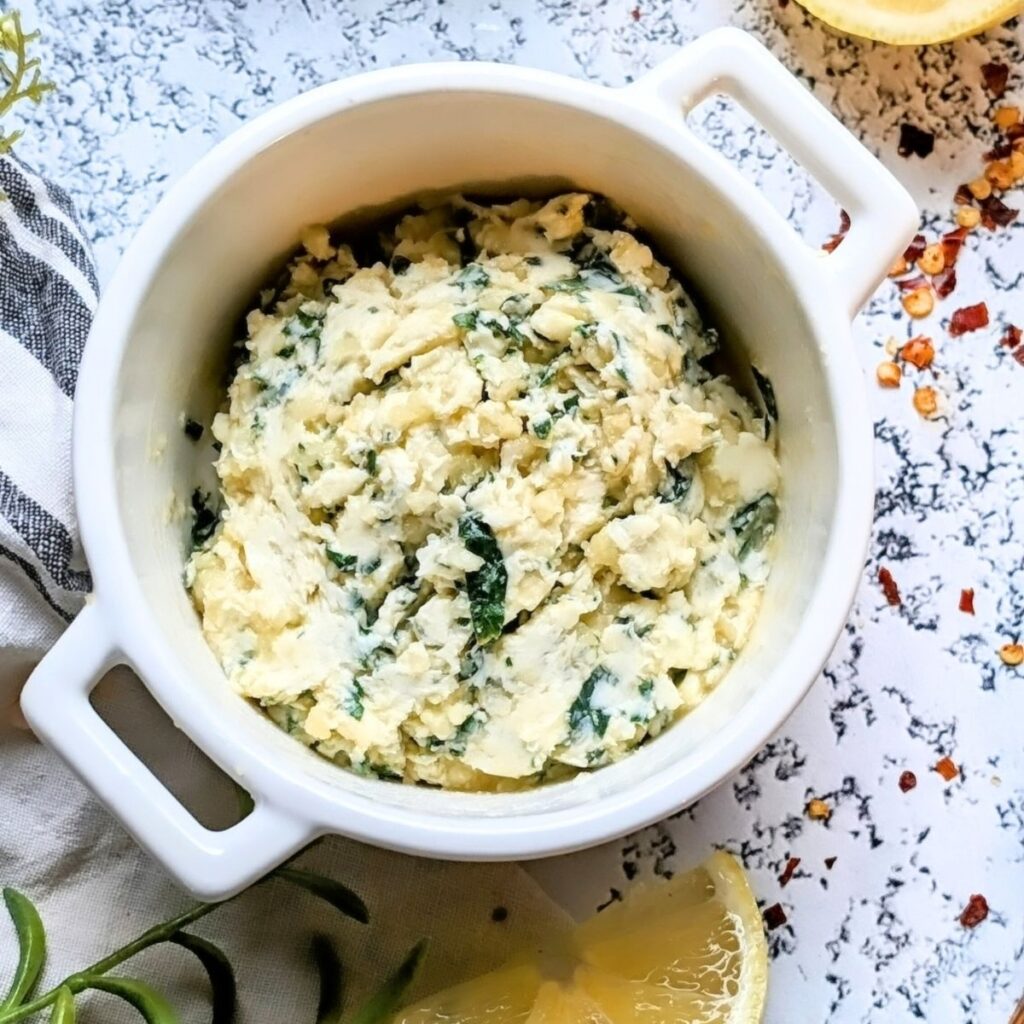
[9,1,1024,1021]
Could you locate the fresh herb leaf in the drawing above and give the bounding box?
[190,490,218,548]
[458,645,483,681]
[638,678,654,697]
[452,310,479,331]
[349,940,427,1024]
[615,284,650,310]
[751,366,778,437]
[732,494,779,560]
[1,888,45,1011]
[344,680,365,721]
[548,275,587,293]
[458,513,507,645]
[82,977,177,1024]
[365,450,378,476]
[284,308,324,341]
[659,457,694,503]
[272,868,369,924]
[167,933,235,1024]
[569,666,614,738]
[456,264,490,290]
[532,417,552,440]
[312,935,344,1024]
[524,255,542,266]
[446,710,485,757]
[326,548,357,572]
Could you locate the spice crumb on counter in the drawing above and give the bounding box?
[762,903,788,930]
[878,566,902,606]
[959,894,989,928]
[959,588,975,614]
[806,798,831,821]
[778,856,801,887]
[898,770,917,793]
[876,361,901,388]
[998,643,1023,667]
[912,386,939,419]
[934,756,959,782]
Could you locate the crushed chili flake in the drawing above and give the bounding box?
[933,266,957,299]
[981,62,1009,98]
[959,893,989,928]
[779,857,801,887]
[630,5,641,19]
[896,274,929,292]
[984,141,1014,162]
[1014,348,1024,368]
[902,234,927,262]
[822,209,851,253]
[878,566,901,606]
[949,302,990,336]
[1001,324,1022,349]
[959,588,976,614]
[934,756,959,782]
[940,227,968,267]
[898,770,918,792]
[900,336,935,369]
[763,903,788,930]
[980,194,1019,229]
[898,123,934,159]
[824,856,837,870]
[806,798,831,821]
[954,183,974,206]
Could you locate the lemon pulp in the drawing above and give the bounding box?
[795,0,1023,43]
[394,851,768,1024]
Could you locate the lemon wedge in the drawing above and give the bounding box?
[394,851,768,1024]
[794,0,1024,44]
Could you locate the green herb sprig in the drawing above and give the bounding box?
[0,10,54,155]
[0,865,424,1024]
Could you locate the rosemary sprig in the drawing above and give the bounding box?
[0,867,423,1023]
[0,9,55,154]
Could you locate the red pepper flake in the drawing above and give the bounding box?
[1001,324,1022,349]
[934,756,959,782]
[878,566,901,606]
[898,770,917,792]
[981,62,1010,98]
[940,227,968,267]
[824,856,837,870]
[933,266,957,299]
[1013,348,1024,367]
[959,588,976,614]
[898,123,934,158]
[630,5,641,19]
[980,194,1019,229]
[778,856,801,887]
[896,273,929,292]
[983,141,1014,161]
[822,209,851,253]
[949,302,990,337]
[902,234,927,262]
[763,903,787,930]
[954,183,974,206]
[959,893,989,928]
[1007,123,1024,143]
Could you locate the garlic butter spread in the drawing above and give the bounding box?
[185,194,780,790]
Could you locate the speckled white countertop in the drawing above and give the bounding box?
[8,1,1024,1021]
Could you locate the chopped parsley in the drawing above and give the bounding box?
[456,263,490,290]
[458,513,507,645]
[344,679,365,720]
[190,489,218,548]
[751,366,778,438]
[326,548,358,572]
[569,665,614,738]
[732,494,779,560]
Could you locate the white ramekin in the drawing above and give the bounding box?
[22,29,916,900]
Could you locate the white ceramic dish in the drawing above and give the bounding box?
[22,28,916,900]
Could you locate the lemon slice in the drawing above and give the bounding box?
[794,0,1024,44]
[393,852,768,1024]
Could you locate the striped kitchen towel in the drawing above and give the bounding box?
[0,153,94,682]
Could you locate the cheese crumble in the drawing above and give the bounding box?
[185,194,780,790]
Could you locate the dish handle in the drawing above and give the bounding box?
[630,27,918,321]
[20,602,314,901]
